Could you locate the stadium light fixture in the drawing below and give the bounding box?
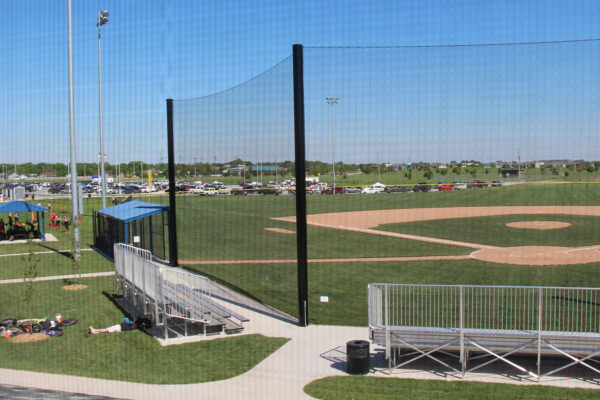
[97,10,109,208]
[326,96,339,194]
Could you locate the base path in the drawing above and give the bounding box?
[273,206,600,266]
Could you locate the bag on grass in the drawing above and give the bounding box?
[135,316,153,330]
[42,328,63,337]
[60,318,78,327]
[1,318,17,327]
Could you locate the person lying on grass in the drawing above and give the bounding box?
[89,316,152,334]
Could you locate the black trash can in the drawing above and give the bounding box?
[346,340,370,374]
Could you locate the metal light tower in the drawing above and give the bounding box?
[326,97,339,194]
[97,10,109,208]
[68,0,81,261]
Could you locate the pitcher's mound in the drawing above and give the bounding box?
[11,333,49,343]
[506,221,572,230]
[472,246,600,266]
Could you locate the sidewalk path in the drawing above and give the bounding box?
[0,271,113,285]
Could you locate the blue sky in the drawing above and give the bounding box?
[1,0,599,164]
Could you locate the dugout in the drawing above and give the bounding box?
[93,200,170,260]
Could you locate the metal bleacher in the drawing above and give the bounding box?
[114,243,248,339]
[369,283,600,381]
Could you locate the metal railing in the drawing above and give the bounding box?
[113,243,244,338]
[369,283,600,333]
[369,283,600,380]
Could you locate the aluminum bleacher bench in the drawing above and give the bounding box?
[369,283,600,381]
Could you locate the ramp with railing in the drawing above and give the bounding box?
[369,283,600,380]
[114,243,248,338]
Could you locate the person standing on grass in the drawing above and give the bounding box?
[63,216,70,233]
[50,213,55,228]
[55,214,61,230]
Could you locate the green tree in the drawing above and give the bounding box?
[22,240,40,322]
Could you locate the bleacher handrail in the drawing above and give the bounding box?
[369,283,600,333]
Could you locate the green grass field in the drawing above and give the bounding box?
[0,250,112,280]
[0,276,287,384]
[303,377,600,400]
[178,183,600,324]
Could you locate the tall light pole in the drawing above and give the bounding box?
[97,10,109,208]
[517,149,521,180]
[326,97,339,194]
[67,0,80,261]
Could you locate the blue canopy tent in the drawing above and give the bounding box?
[93,200,170,259]
[0,200,50,241]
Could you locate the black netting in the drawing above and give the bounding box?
[169,41,600,325]
[172,56,298,318]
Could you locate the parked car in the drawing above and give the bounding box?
[437,182,453,191]
[361,187,379,194]
[413,182,430,192]
[199,188,218,196]
[385,185,411,193]
[321,187,345,194]
[371,182,386,193]
[343,186,362,194]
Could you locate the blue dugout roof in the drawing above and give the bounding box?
[98,200,168,223]
[0,200,50,213]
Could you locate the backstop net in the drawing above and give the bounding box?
[170,56,299,319]
[170,40,600,326]
[298,41,600,325]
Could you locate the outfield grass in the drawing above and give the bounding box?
[0,276,288,384]
[173,183,600,261]
[303,377,600,400]
[180,184,600,325]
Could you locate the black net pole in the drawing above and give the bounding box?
[293,44,309,327]
[166,98,179,266]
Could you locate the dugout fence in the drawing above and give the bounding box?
[369,283,600,380]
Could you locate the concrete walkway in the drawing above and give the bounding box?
[0,271,114,285]
[1,273,599,399]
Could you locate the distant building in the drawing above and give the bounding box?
[250,165,278,173]
[501,168,523,178]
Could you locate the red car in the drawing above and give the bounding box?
[438,183,453,191]
[321,187,345,194]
